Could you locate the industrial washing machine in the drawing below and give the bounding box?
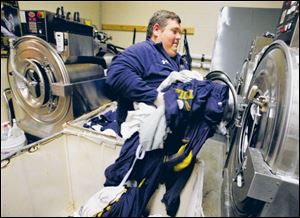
[7,35,110,139]
[221,1,299,216]
[222,39,299,217]
[7,10,111,139]
[221,1,299,217]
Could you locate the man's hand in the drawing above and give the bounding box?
[157,70,203,92]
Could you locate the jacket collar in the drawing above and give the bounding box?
[146,38,181,66]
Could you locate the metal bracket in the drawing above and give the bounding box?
[242,147,281,202]
[51,77,106,96]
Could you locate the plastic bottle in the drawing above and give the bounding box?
[10,119,23,138]
[1,123,10,141]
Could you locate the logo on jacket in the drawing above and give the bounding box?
[162,59,169,65]
[175,88,194,111]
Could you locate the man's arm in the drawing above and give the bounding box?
[106,47,158,105]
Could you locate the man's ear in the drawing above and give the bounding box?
[152,23,161,37]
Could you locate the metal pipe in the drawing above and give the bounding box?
[8,38,37,87]
[191,62,211,70]
[190,53,212,61]
[2,88,13,125]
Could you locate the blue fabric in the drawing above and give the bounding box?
[163,80,213,133]
[161,80,228,214]
[106,39,188,124]
[104,132,140,186]
[204,83,229,125]
[83,110,121,136]
[102,79,229,217]
[102,149,164,217]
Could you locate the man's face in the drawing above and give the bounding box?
[157,19,181,57]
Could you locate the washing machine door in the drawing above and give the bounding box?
[236,37,272,98]
[8,35,72,138]
[205,70,238,131]
[222,40,299,217]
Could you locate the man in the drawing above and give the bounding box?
[106,10,189,127]
[82,11,228,217]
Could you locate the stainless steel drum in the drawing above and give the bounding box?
[8,35,109,138]
[222,40,299,217]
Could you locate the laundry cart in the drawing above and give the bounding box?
[1,104,205,217]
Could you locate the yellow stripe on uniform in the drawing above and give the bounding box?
[174,150,193,171]
[138,178,146,188]
[175,144,187,157]
[184,100,191,111]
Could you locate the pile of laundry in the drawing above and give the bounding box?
[75,74,228,217]
[83,105,121,137]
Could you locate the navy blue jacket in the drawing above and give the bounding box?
[106,39,188,125]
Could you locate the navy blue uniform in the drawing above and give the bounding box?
[102,79,229,217]
[106,39,188,125]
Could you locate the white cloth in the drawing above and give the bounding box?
[73,185,126,217]
[139,104,167,153]
[157,70,203,92]
[101,129,119,137]
[216,120,227,136]
[121,102,156,140]
[90,124,102,132]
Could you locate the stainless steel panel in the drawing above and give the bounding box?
[259,177,299,217]
[66,63,104,82]
[211,7,281,82]
[290,18,299,48]
[8,36,109,138]
[237,147,281,203]
[59,32,94,62]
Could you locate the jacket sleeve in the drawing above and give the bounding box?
[106,47,158,104]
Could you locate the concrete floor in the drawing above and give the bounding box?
[198,137,226,217]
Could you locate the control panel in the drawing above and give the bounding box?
[19,10,93,43]
[275,1,299,45]
[19,10,48,40]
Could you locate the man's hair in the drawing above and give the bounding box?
[146,10,181,39]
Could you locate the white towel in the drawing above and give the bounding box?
[121,102,156,140]
[73,185,126,217]
[139,104,167,153]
